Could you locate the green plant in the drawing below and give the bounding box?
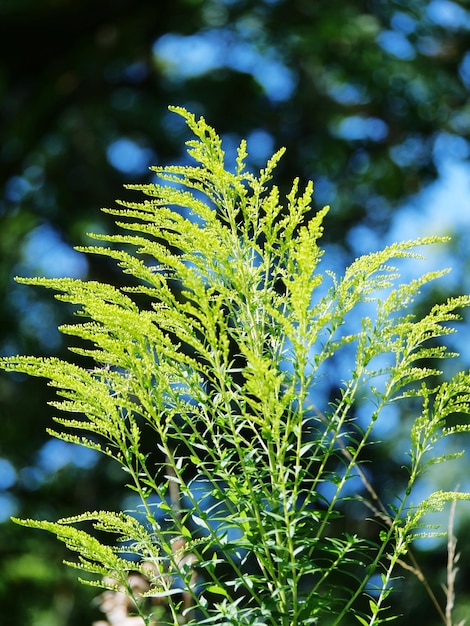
[2,106,470,625]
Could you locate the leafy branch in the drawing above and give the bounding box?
[2,106,470,625]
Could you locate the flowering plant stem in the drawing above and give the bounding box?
[2,107,470,625]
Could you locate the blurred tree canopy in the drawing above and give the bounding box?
[1,0,470,624]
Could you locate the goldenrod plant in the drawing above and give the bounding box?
[2,107,470,625]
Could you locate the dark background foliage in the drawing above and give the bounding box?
[1,0,470,623]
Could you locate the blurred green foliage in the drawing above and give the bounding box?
[1,0,470,623]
